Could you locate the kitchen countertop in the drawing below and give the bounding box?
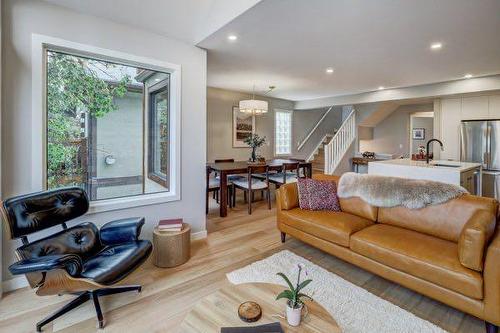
[369,159,482,172]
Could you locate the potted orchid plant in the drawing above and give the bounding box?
[276,264,313,326]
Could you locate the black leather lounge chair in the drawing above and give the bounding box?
[1,187,153,332]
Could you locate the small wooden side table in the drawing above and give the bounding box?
[153,223,191,268]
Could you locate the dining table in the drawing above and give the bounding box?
[206,159,312,217]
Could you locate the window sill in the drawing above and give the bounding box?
[88,191,180,214]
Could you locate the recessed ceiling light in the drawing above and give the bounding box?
[227,34,238,41]
[325,67,334,74]
[464,74,473,79]
[430,42,442,50]
[378,86,385,90]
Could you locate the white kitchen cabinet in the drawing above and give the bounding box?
[440,98,462,160]
[461,96,489,120]
[489,95,500,119]
[460,169,477,194]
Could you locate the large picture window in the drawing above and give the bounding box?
[275,110,292,155]
[46,49,171,201]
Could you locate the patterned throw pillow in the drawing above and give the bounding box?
[297,178,341,211]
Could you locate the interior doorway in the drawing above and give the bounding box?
[409,111,434,159]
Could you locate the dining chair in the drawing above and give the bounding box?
[210,159,239,203]
[214,158,246,188]
[206,166,232,214]
[231,165,271,215]
[268,162,300,188]
[291,159,308,177]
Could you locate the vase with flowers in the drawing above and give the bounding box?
[243,134,266,162]
[276,263,313,326]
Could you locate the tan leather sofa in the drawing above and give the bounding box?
[276,174,500,331]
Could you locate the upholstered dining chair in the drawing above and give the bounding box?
[1,187,152,332]
[206,165,233,214]
[268,162,300,188]
[232,165,271,214]
[214,158,245,182]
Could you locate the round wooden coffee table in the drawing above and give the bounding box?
[179,283,340,333]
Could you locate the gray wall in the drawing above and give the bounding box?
[1,0,207,283]
[291,107,343,160]
[207,87,294,162]
[411,117,434,154]
[97,92,143,179]
[207,87,344,162]
[358,103,433,155]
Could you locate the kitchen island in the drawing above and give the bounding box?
[368,159,482,195]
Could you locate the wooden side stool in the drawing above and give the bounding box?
[153,223,191,268]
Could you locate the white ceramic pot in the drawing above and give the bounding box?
[286,302,303,326]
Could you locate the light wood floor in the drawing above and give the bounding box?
[0,193,485,333]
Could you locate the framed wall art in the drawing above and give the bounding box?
[233,107,255,148]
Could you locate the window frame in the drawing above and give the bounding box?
[274,109,293,156]
[32,34,182,214]
[148,81,170,189]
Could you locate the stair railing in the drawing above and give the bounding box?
[324,110,356,174]
[297,106,333,151]
[306,133,334,162]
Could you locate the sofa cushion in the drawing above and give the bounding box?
[17,222,101,261]
[458,209,497,271]
[81,240,152,285]
[378,194,498,242]
[297,178,340,211]
[350,224,483,299]
[280,208,374,247]
[340,197,378,221]
[311,174,378,220]
[277,183,299,210]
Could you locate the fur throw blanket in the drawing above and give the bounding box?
[337,172,468,209]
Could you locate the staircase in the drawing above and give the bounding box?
[309,135,334,172]
[324,110,356,174]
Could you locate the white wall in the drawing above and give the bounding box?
[295,75,500,110]
[0,0,3,297]
[1,0,207,283]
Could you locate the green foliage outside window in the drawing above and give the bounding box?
[46,51,130,189]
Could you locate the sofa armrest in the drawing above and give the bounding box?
[9,254,83,277]
[100,217,145,246]
[277,183,299,211]
[458,209,496,271]
[484,227,500,325]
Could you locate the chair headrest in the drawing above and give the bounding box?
[1,187,89,239]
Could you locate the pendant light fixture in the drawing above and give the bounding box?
[239,85,275,115]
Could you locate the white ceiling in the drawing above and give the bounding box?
[43,0,261,44]
[198,0,500,101]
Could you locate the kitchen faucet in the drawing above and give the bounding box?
[426,139,444,164]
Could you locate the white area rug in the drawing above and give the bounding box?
[227,250,447,333]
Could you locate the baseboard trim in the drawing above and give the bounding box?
[191,230,207,240]
[2,231,208,293]
[2,276,29,292]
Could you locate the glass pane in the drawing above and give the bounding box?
[147,78,170,193]
[46,50,170,201]
[275,111,291,155]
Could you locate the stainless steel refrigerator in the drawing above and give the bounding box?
[460,120,500,198]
